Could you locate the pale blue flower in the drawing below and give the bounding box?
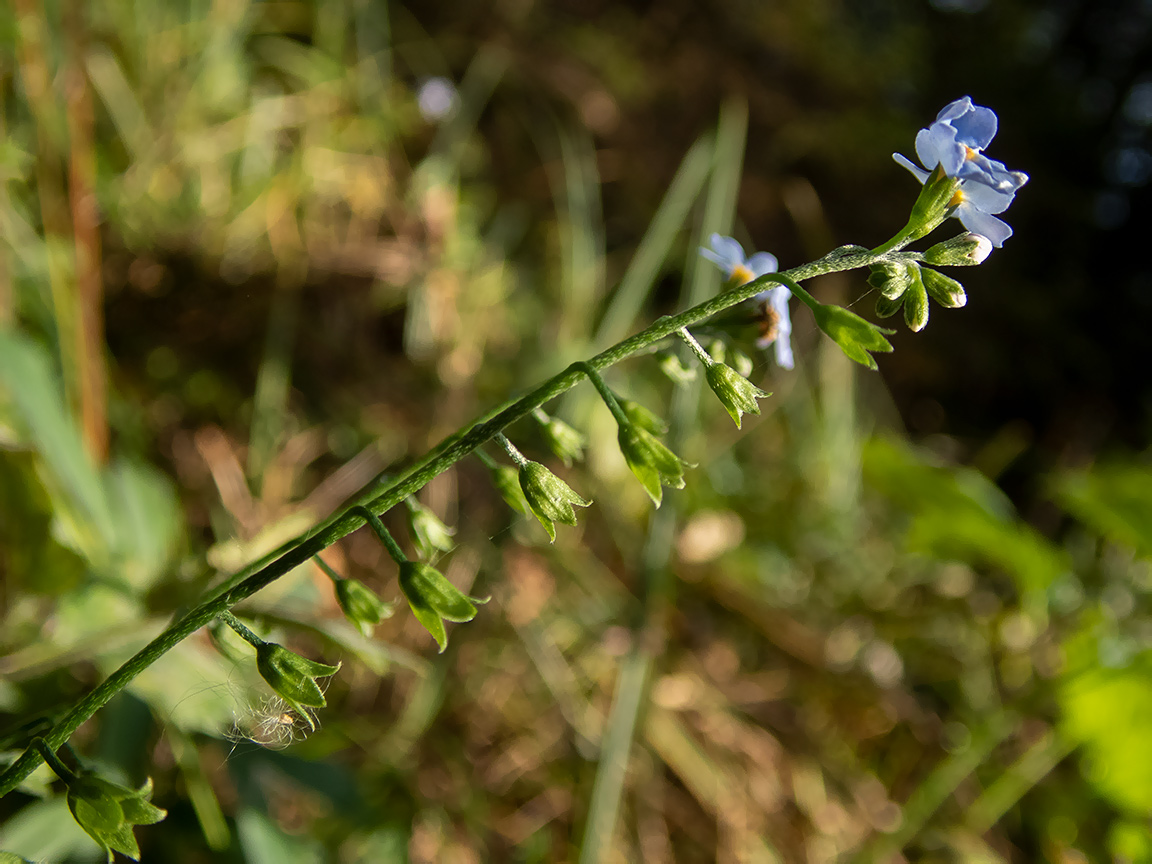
[699,234,794,370]
[894,97,1028,248]
[699,233,778,284]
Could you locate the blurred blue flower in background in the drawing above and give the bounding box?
[700,234,794,369]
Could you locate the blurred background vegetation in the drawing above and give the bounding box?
[2,0,1152,861]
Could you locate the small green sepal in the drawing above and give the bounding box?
[492,464,531,515]
[405,498,456,559]
[617,425,693,507]
[906,165,961,241]
[398,561,489,652]
[810,302,895,371]
[705,363,770,428]
[921,267,968,308]
[618,397,668,436]
[518,461,592,542]
[867,261,915,300]
[65,772,166,862]
[335,577,395,637]
[255,643,340,725]
[536,413,587,467]
[922,232,992,266]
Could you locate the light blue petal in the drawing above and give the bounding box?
[710,235,746,265]
[961,178,1015,215]
[746,252,778,276]
[950,104,998,150]
[769,285,794,369]
[893,153,930,184]
[936,96,974,123]
[959,155,1028,193]
[918,123,965,175]
[957,205,1012,247]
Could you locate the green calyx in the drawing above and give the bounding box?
[405,497,456,560]
[518,461,592,542]
[64,772,166,863]
[492,463,531,515]
[335,577,395,637]
[399,561,489,652]
[617,424,693,507]
[618,397,669,436]
[535,411,587,467]
[255,643,340,727]
[810,302,895,370]
[905,165,961,242]
[705,363,770,428]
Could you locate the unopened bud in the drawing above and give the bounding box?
[921,267,968,308]
[923,232,992,266]
[867,261,915,300]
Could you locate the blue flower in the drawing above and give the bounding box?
[894,97,1028,248]
[699,234,794,369]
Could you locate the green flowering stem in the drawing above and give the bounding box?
[32,738,76,784]
[573,362,630,427]
[676,327,715,367]
[312,555,344,585]
[0,241,892,798]
[217,610,266,649]
[495,432,530,468]
[349,505,407,566]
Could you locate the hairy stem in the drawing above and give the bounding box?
[0,243,883,796]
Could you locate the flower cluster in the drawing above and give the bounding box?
[700,234,794,370]
[894,96,1028,247]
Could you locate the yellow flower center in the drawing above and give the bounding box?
[964,145,979,161]
[729,264,754,285]
[949,189,966,208]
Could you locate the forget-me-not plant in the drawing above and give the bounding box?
[893,96,1028,247]
[700,233,794,369]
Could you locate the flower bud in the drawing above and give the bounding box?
[873,294,903,319]
[922,232,992,266]
[255,643,340,726]
[537,414,587,467]
[903,276,929,333]
[921,267,968,308]
[398,561,490,652]
[518,461,592,542]
[405,498,456,559]
[705,363,770,429]
[65,772,165,862]
[810,302,895,370]
[492,464,531,515]
[618,398,668,436]
[867,261,915,300]
[617,425,693,507]
[335,577,395,637]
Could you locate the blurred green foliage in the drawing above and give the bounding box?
[1,1,1152,862]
